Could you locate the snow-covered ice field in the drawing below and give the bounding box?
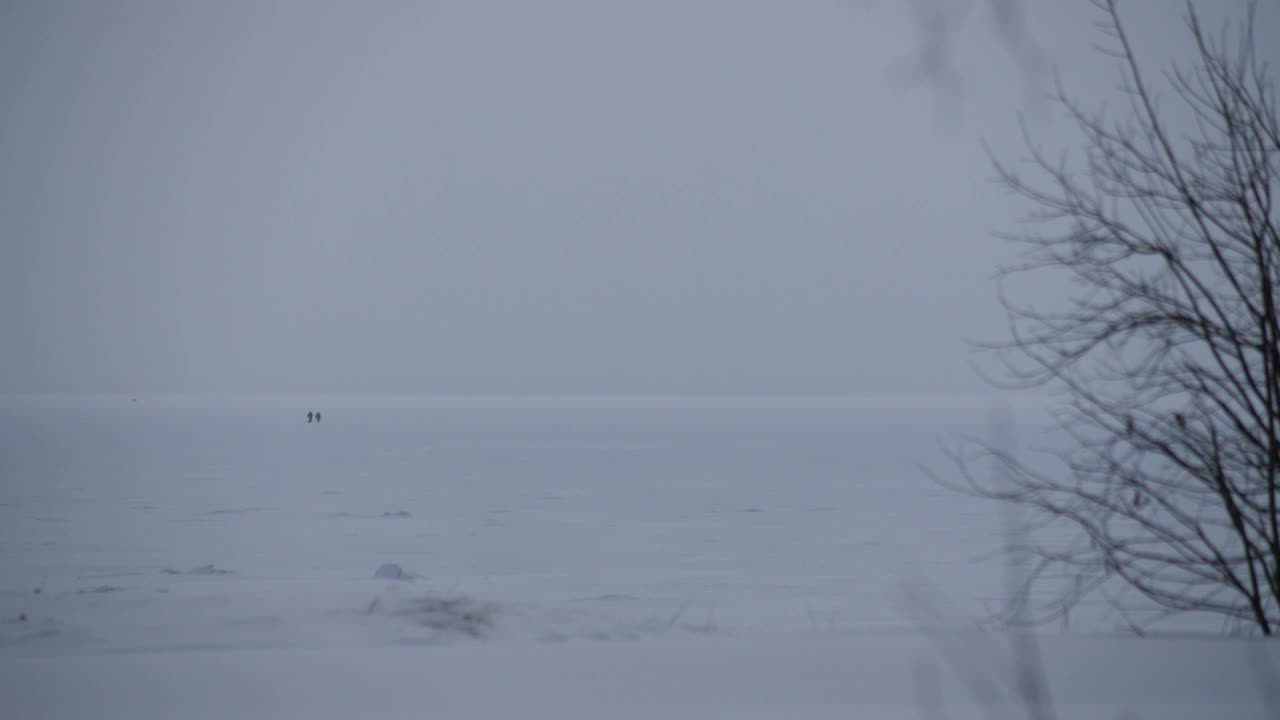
[1,395,1276,718]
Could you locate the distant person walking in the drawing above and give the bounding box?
[315,411,322,423]
[307,411,314,423]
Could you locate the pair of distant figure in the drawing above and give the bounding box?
[307,411,322,423]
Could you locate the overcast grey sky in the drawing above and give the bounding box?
[2,1,1275,396]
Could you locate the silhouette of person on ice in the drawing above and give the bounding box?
[307,411,314,423]
[315,411,322,423]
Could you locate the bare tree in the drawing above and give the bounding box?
[955,0,1280,635]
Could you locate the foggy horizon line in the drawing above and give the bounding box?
[1,389,1051,404]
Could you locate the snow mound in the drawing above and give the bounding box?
[374,563,410,580]
[396,595,497,638]
[359,590,720,646]
[77,585,124,594]
[162,565,233,576]
[363,592,498,640]
[187,565,233,575]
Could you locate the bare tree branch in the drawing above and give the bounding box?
[962,0,1280,635]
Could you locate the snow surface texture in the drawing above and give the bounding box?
[1,395,1276,718]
